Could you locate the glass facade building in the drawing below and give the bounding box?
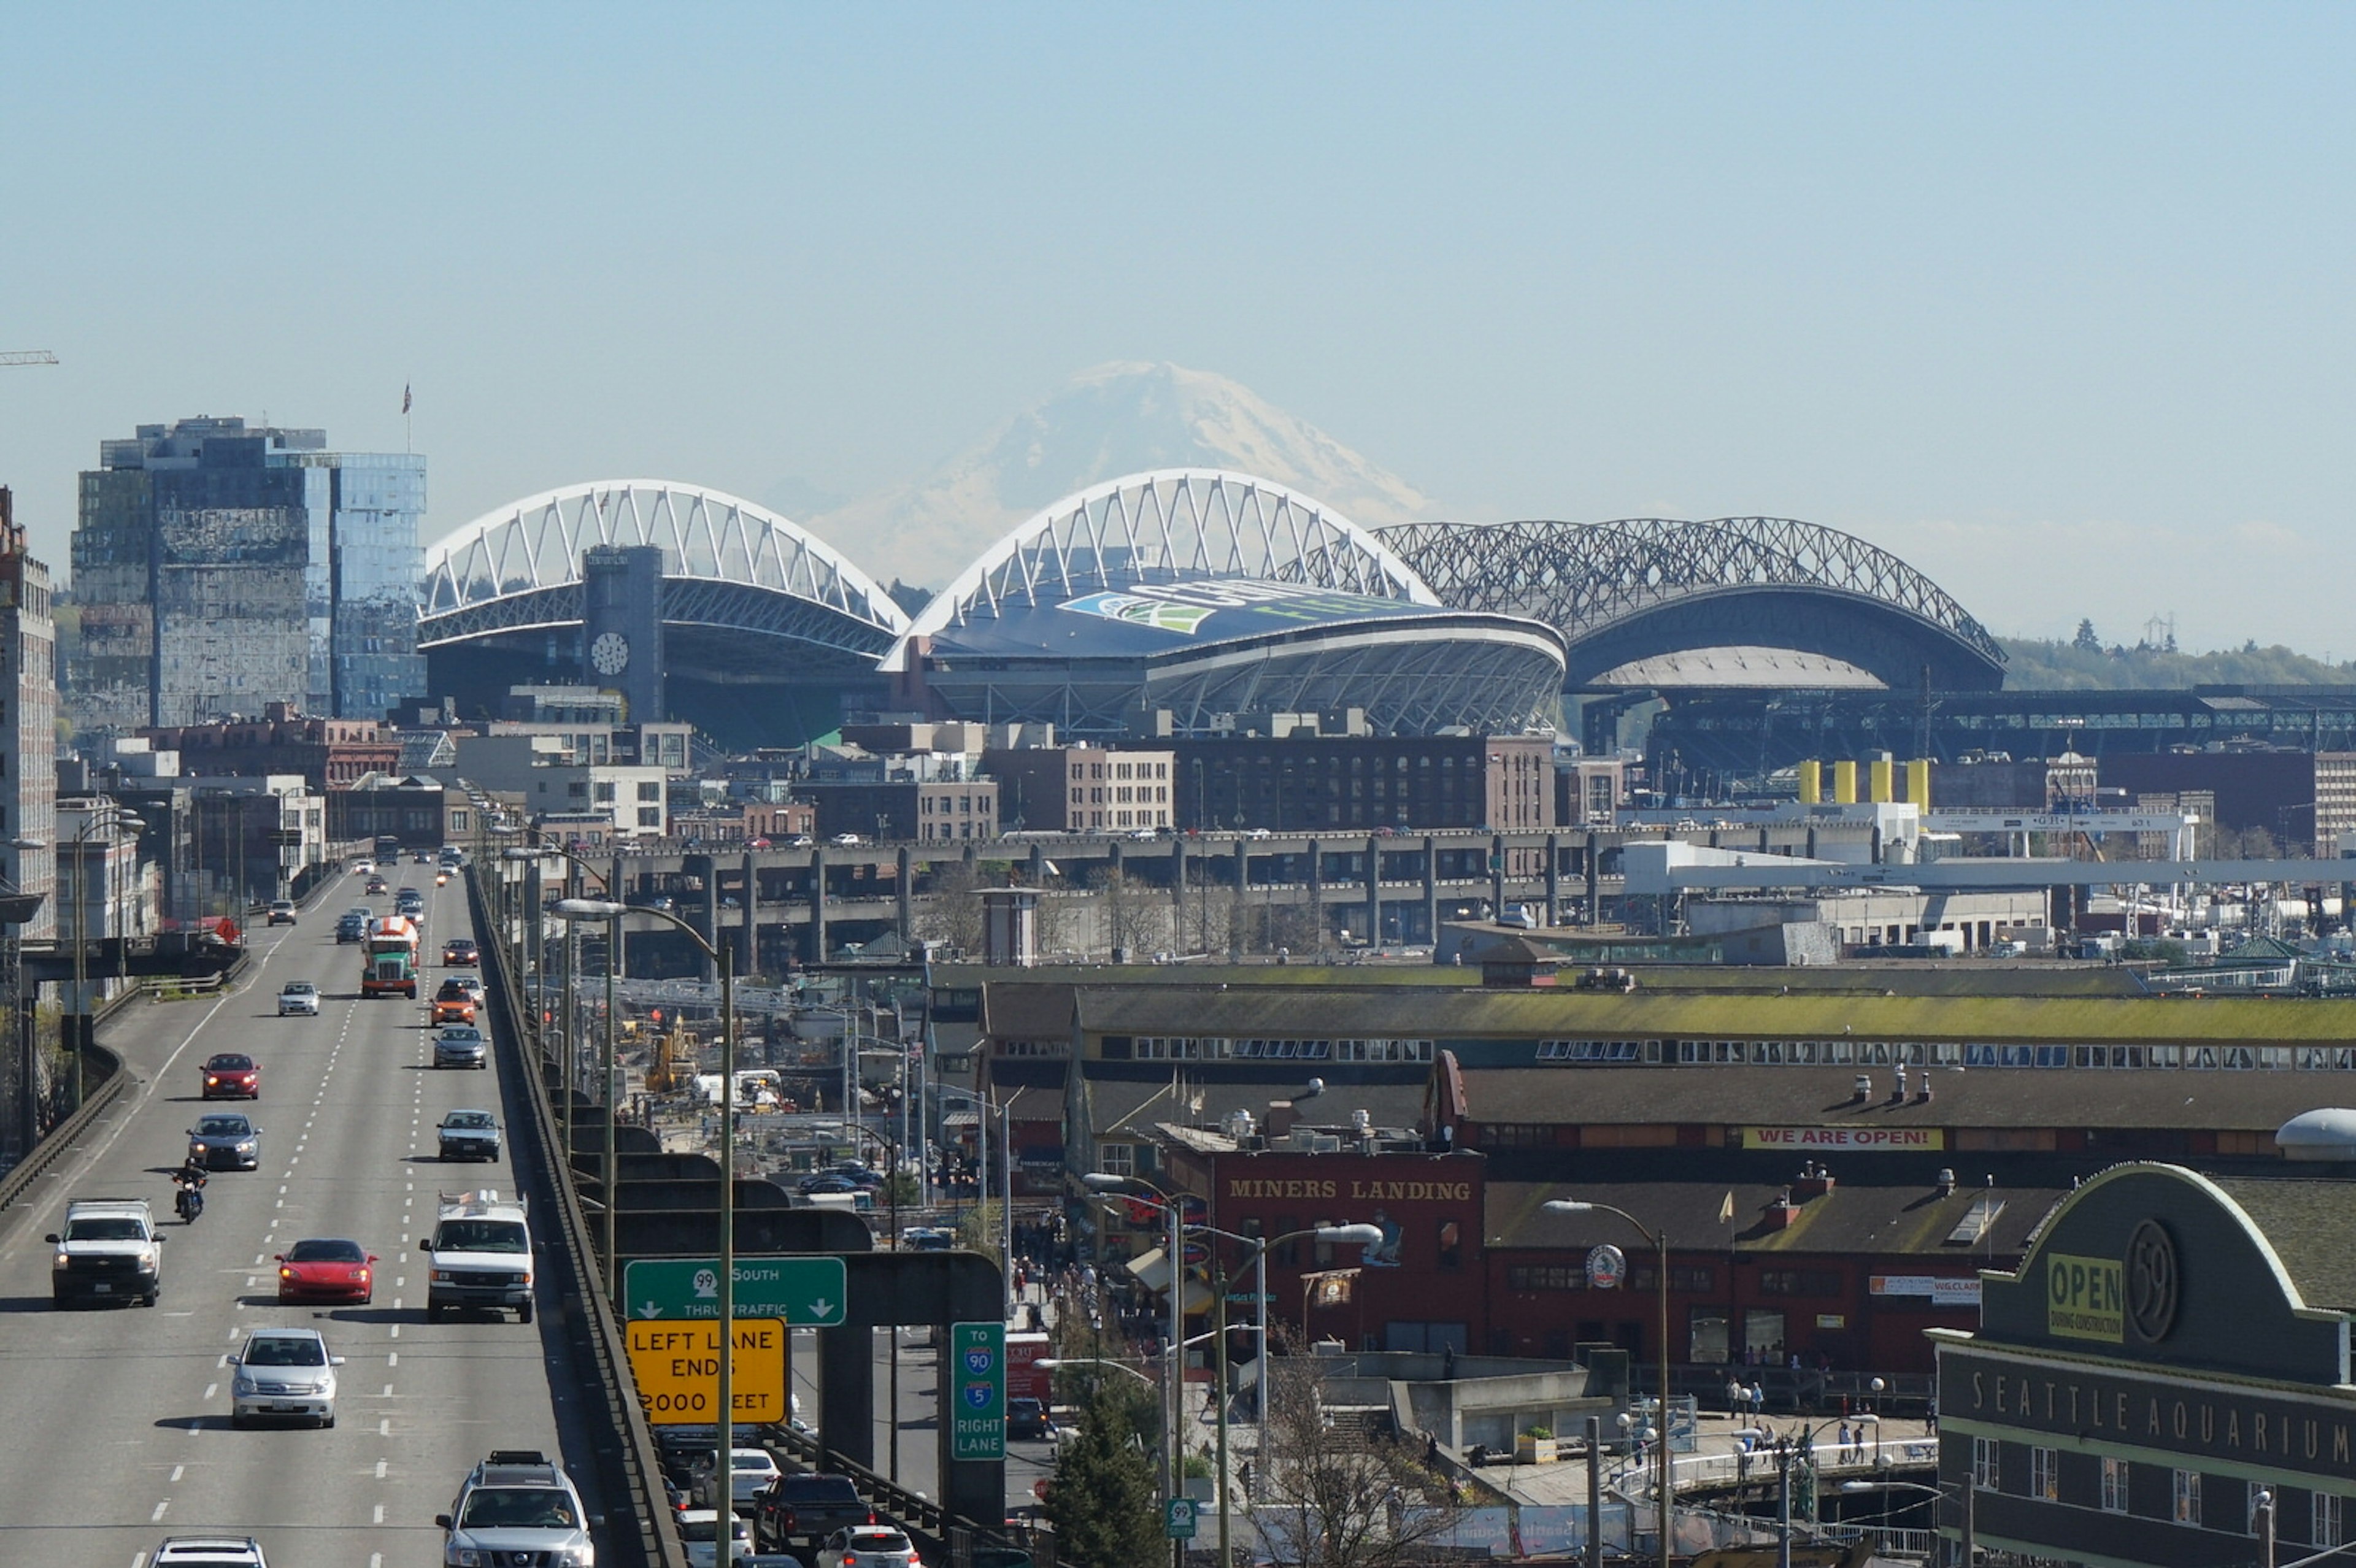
[68,418,425,738]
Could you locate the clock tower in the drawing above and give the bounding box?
[579,544,665,721]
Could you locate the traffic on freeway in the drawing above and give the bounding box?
[0,864,614,1565]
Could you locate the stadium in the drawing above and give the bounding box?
[880,471,1571,736]
[417,471,1571,744]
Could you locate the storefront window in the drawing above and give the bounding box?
[2173,1470,2201,1525]
[2031,1448,2058,1501]
[1971,1438,1999,1491]
[1743,1309,1785,1363]
[2313,1493,2344,1548]
[2101,1458,2129,1513]
[1688,1305,1729,1364]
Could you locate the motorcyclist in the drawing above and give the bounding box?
[172,1159,208,1221]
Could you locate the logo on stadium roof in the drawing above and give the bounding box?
[1060,591,1220,635]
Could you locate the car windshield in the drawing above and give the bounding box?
[244,1335,326,1366]
[286,1239,364,1262]
[438,982,470,997]
[65,1216,145,1240]
[441,1028,483,1042]
[206,1055,253,1071]
[445,1111,495,1129]
[460,1487,579,1530]
[283,983,315,994]
[436,1220,526,1253]
[197,1116,250,1136]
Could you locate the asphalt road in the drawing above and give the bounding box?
[0,868,610,1566]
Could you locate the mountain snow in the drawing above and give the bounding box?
[808,361,1443,586]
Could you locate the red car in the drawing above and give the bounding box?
[275,1237,377,1304]
[200,1052,260,1099]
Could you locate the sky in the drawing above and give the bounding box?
[2,5,2351,656]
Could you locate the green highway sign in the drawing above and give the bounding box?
[1165,1498,1198,1540]
[624,1256,847,1326]
[950,1321,1006,1461]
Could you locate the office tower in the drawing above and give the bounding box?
[0,489,55,939]
[69,417,425,738]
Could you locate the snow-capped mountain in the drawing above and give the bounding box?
[811,361,1443,586]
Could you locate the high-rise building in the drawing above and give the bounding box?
[69,417,425,739]
[0,490,56,938]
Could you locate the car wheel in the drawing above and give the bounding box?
[321,1411,336,1429]
[428,1304,446,1323]
[143,1291,159,1307]
[518,1300,534,1324]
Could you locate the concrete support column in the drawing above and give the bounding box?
[896,847,913,947]
[1583,832,1600,926]
[1489,833,1506,921]
[810,848,830,966]
[1422,837,1440,947]
[687,853,719,985]
[1364,835,1380,945]
[739,849,758,977]
[1544,833,1562,926]
[1172,837,1189,940]
[818,1324,876,1470]
[1307,839,1323,946]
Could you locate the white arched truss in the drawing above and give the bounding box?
[418,480,908,655]
[885,469,1438,669]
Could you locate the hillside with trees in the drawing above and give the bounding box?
[1998,622,2356,690]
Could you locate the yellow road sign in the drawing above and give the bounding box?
[625,1316,788,1425]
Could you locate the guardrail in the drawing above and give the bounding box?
[137,972,229,1002]
[469,868,690,1568]
[0,1037,128,1217]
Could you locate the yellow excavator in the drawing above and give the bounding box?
[641,1024,702,1094]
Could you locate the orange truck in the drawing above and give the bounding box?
[361,915,420,998]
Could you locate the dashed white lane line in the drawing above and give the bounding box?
[150,1501,168,1523]
[374,1458,388,1478]
[378,1417,390,1436]
[387,1351,398,1367]
[372,1504,385,1523]
[202,1383,217,1401]
[169,1465,183,1483]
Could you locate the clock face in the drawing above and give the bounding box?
[590,631,630,676]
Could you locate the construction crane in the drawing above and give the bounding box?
[0,351,58,367]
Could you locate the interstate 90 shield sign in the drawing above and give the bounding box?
[950,1321,1006,1460]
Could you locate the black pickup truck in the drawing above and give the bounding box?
[752,1472,874,1554]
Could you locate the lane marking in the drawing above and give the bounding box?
[387,1351,398,1367]
[373,1503,385,1523]
[379,1417,390,1436]
[151,1501,168,1522]
[169,1464,184,1482]
[202,1383,217,1399]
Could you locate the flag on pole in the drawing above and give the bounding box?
[402,383,412,415]
[1719,1190,1736,1225]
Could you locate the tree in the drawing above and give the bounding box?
[1045,1374,1164,1567]
[1255,1351,1461,1567]
[912,857,988,957]
[2073,618,2101,652]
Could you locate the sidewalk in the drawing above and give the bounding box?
[1474,1407,1939,1511]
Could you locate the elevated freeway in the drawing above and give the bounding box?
[0,872,666,1564]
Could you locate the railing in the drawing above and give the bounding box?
[468,868,689,1568]
[137,972,228,1002]
[0,1038,126,1216]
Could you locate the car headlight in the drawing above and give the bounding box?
[233,1374,256,1395]
[52,1251,67,1270]
[448,1550,484,1568]
[236,1141,256,1153]
[431,1269,453,1283]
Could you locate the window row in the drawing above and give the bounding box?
[1125,1036,1435,1063]
[1527,1037,2356,1071]
[1973,1442,2347,1546]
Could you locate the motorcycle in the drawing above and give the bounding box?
[174,1178,204,1223]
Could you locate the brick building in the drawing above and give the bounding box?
[141,703,399,791]
[982,745,1176,834]
[1171,733,1557,836]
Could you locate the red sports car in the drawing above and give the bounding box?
[275,1237,377,1304]
[201,1052,260,1099]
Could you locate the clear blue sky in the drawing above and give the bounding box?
[3,4,2350,655]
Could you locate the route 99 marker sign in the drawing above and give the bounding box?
[625,1318,788,1425]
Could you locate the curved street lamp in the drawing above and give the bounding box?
[1544,1198,1672,1568]
[556,895,737,1488]
[508,841,621,1286]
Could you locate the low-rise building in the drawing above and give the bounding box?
[139,703,398,791]
[983,744,1175,834]
[451,734,668,838]
[801,777,999,842]
[1171,732,1556,837]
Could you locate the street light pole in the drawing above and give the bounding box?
[1544,1198,1673,1568]
[1085,1172,1187,1568]
[558,897,734,1485]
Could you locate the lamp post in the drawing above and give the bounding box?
[67,805,142,1113]
[1544,1198,1673,1568]
[1085,1171,1190,1568]
[508,843,622,1299]
[558,896,734,1478]
[1202,1221,1382,1568]
[942,1086,1014,1320]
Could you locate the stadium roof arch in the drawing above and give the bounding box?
[418,480,909,675]
[1376,516,2007,691]
[890,470,1567,736]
